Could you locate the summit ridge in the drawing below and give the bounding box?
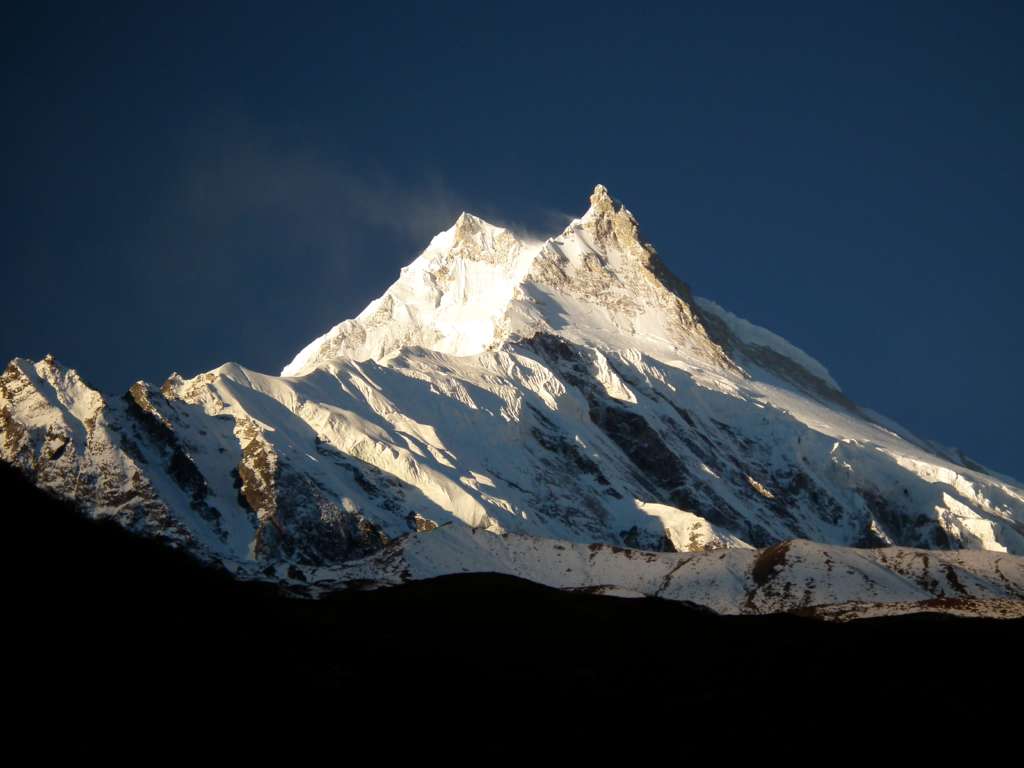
[282,184,730,378]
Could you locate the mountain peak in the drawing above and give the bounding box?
[453,210,482,229]
[583,182,630,218]
[589,183,614,211]
[452,211,498,242]
[576,183,650,268]
[582,184,637,231]
[282,182,710,375]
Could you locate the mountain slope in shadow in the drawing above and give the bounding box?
[5,460,1021,707]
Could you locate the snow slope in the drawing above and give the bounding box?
[3,184,1023,618]
[694,298,839,390]
[300,525,1024,620]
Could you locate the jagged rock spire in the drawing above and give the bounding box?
[588,183,615,213]
[578,183,650,263]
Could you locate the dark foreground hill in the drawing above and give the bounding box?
[5,461,1021,710]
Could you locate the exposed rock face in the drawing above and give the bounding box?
[1,358,427,566]
[3,184,1023,617]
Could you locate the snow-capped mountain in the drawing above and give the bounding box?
[3,185,1022,618]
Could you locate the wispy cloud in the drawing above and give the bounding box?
[178,121,468,251]
[170,121,583,255]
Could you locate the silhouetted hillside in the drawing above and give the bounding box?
[5,461,1021,709]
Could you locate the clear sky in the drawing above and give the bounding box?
[2,2,1021,479]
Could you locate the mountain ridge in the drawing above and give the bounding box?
[282,183,735,378]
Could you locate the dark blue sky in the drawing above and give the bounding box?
[2,2,1021,478]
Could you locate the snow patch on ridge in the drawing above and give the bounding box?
[696,297,840,390]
